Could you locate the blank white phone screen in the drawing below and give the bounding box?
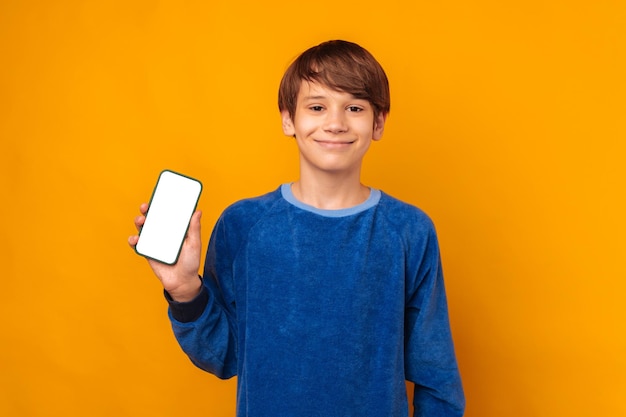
[135,170,202,264]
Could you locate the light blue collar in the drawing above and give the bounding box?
[281,183,381,218]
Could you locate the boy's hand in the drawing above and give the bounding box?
[128,203,203,302]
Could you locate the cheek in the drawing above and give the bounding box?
[293,117,317,136]
[357,121,377,139]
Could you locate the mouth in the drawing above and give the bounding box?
[314,139,356,149]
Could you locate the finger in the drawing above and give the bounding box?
[128,235,139,247]
[139,203,149,215]
[134,214,146,231]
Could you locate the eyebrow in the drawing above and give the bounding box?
[301,94,364,101]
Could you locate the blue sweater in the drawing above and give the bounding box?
[167,184,465,416]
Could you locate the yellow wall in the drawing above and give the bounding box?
[1,1,624,416]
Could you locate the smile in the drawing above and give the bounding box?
[314,139,356,148]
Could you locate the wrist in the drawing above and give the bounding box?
[166,276,202,302]
[164,278,209,323]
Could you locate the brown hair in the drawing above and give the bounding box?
[278,40,390,119]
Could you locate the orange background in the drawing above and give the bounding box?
[1,1,624,416]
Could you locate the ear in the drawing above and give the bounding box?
[372,112,388,141]
[281,110,295,137]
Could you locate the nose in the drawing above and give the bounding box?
[323,108,348,134]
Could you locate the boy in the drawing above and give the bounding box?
[130,40,465,416]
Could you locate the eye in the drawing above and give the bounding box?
[347,106,363,112]
[309,105,324,112]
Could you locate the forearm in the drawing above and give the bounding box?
[411,373,465,417]
[167,278,238,379]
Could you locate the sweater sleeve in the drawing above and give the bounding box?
[164,278,209,323]
[405,224,465,416]
[167,215,238,379]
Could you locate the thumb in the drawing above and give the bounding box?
[187,210,202,246]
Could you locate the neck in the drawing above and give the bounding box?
[291,172,370,210]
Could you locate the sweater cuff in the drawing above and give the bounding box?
[164,278,209,323]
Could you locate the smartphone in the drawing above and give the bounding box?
[135,170,202,265]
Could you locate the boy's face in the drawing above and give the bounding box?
[281,81,386,177]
